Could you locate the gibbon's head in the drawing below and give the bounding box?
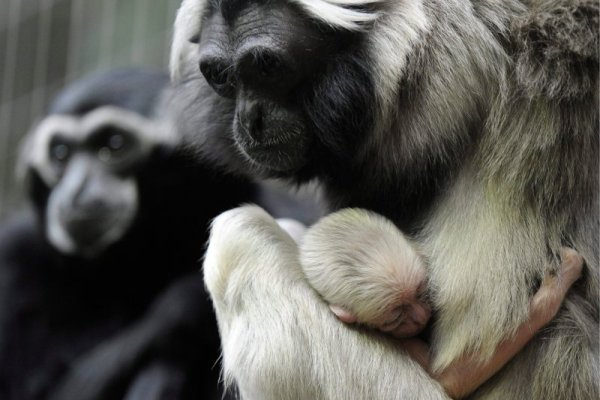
[170,0,435,180]
[20,69,175,258]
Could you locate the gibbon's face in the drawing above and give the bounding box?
[24,107,163,258]
[189,0,376,177]
[373,296,432,339]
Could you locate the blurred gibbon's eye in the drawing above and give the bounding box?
[89,127,137,164]
[108,132,125,151]
[49,138,72,165]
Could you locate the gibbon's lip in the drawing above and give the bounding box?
[235,119,300,148]
[239,142,306,173]
[233,125,309,173]
[63,213,133,257]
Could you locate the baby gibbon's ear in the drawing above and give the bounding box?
[329,305,358,324]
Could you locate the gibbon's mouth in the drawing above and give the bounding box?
[233,124,309,174]
[237,140,307,174]
[52,203,137,257]
[64,214,131,250]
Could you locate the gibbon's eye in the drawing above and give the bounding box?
[199,59,235,98]
[98,134,122,162]
[257,51,283,78]
[49,138,72,165]
[107,132,125,151]
[380,306,407,330]
[89,127,136,164]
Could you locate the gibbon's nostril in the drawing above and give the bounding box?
[239,101,265,142]
[248,106,263,138]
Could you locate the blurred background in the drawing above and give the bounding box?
[0,0,179,219]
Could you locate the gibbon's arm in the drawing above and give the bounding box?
[297,208,583,399]
[50,276,209,400]
[403,249,583,399]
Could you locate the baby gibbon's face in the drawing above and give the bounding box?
[376,300,432,338]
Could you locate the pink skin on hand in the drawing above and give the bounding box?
[329,300,432,338]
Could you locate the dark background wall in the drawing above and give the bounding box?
[0,0,180,219]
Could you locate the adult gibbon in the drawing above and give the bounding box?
[0,69,257,400]
[171,1,598,399]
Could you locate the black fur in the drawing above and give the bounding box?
[50,69,169,117]
[0,70,257,400]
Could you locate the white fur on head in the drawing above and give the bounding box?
[20,115,79,186]
[301,208,425,322]
[170,0,208,82]
[170,0,385,82]
[289,0,382,29]
[79,106,177,149]
[20,106,176,186]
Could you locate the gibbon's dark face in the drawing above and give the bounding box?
[24,107,168,257]
[194,0,375,177]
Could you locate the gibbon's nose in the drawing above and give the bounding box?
[411,302,432,327]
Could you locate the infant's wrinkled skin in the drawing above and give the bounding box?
[301,209,431,338]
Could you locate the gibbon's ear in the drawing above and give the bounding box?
[329,305,358,324]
